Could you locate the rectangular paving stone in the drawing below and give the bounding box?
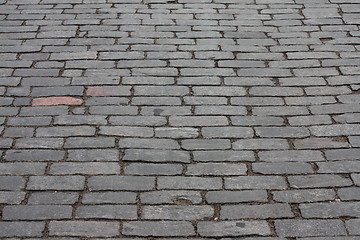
[123,149,190,163]
[142,205,214,220]
[195,105,248,115]
[193,150,256,162]
[124,163,183,175]
[119,138,180,149]
[65,60,115,69]
[225,77,275,86]
[132,67,178,76]
[3,127,34,137]
[155,127,199,138]
[134,86,189,96]
[181,139,231,150]
[272,189,335,203]
[317,161,360,173]
[0,162,46,175]
[285,96,336,106]
[232,97,284,106]
[36,126,96,137]
[197,221,271,237]
[327,76,360,85]
[54,115,108,125]
[0,191,26,204]
[253,162,313,175]
[28,192,79,205]
[141,106,191,116]
[206,190,268,204]
[67,149,119,161]
[294,138,349,149]
[76,205,137,220]
[288,175,353,188]
[27,176,85,190]
[0,107,19,116]
[0,176,25,190]
[337,187,360,201]
[31,86,83,96]
[85,97,129,106]
[133,96,182,106]
[193,86,246,96]
[122,221,195,237]
[88,176,155,191]
[349,136,360,147]
[233,139,290,150]
[109,116,167,126]
[221,203,293,219]
[89,106,138,115]
[3,205,72,220]
[20,106,68,116]
[255,127,310,138]
[186,163,247,176]
[99,126,153,137]
[0,138,13,148]
[5,150,65,161]
[300,202,360,218]
[158,176,222,190]
[311,116,360,129]
[15,138,64,149]
[140,190,202,204]
[181,68,235,76]
[275,220,346,237]
[14,69,60,77]
[0,222,45,237]
[177,76,221,85]
[169,116,228,126]
[202,127,253,138]
[250,87,303,96]
[253,106,309,116]
[310,104,360,115]
[50,162,120,175]
[64,137,115,148]
[82,192,137,204]
[325,149,360,161]
[352,173,360,185]
[49,221,119,237]
[86,86,131,96]
[231,116,284,126]
[258,150,324,162]
[237,68,292,77]
[225,176,287,190]
[346,219,360,235]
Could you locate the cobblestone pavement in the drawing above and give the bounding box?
[0,0,360,239]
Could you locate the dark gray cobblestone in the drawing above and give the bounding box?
[0,0,360,238]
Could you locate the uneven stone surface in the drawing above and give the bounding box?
[0,0,359,238]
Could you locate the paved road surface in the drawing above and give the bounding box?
[0,0,360,239]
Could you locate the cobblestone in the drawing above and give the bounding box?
[221,203,294,219]
[275,220,346,237]
[1,0,360,238]
[197,221,271,237]
[272,189,336,203]
[49,221,119,237]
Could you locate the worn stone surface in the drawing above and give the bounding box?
[122,221,195,237]
[221,203,294,220]
[0,0,359,238]
[275,220,346,237]
[197,221,271,237]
